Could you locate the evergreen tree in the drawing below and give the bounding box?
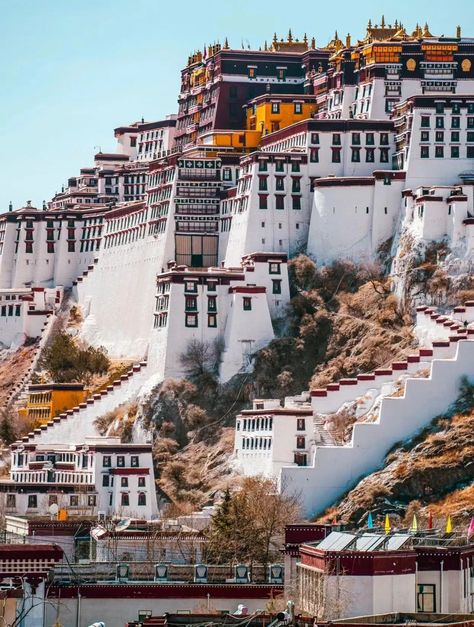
[0,409,17,445]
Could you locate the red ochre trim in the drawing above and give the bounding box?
[419,348,433,356]
[357,374,376,380]
[374,368,392,376]
[392,362,408,370]
[310,389,327,397]
[447,195,467,202]
[111,468,150,475]
[229,286,266,294]
[432,341,450,348]
[47,583,284,600]
[314,177,375,188]
[339,378,358,385]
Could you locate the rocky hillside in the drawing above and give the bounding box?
[318,379,474,527]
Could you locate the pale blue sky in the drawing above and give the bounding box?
[0,0,472,210]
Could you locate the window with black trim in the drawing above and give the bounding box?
[103,456,111,467]
[275,195,284,210]
[259,160,268,172]
[291,162,300,172]
[131,455,139,467]
[121,477,128,487]
[271,102,280,114]
[421,116,430,128]
[121,493,130,506]
[185,313,198,327]
[208,296,217,312]
[366,133,375,145]
[380,132,389,145]
[259,176,268,191]
[138,477,146,487]
[259,195,268,209]
[451,146,459,158]
[272,279,282,294]
[435,131,444,142]
[297,418,306,431]
[451,131,460,142]
[243,297,252,311]
[294,102,302,114]
[366,148,375,162]
[292,196,301,210]
[102,475,110,487]
[117,456,125,467]
[208,313,217,327]
[138,493,147,506]
[269,262,281,274]
[296,436,306,449]
[451,117,460,129]
[292,178,300,193]
[421,146,429,158]
[435,146,444,158]
[332,133,341,145]
[417,584,436,612]
[351,147,360,162]
[311,132,319,144]
[28,495,37,509]
[421,131,429,142]
[352,133,361,145]
[185,281,197,293]
[468,146,474,158]
[185,296,197,311]
[70,495,79,506]
[310,148,319,162]
[380,148,389,163]
[332,148,341,163]
[435,116,444,129]
[276,177,285,191]
[468,117,474,129]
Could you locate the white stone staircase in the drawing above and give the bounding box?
[279,305,474,517]
[15,360,150,445]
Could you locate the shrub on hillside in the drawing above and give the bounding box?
[39,332,109,383]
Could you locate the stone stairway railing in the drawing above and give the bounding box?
[5,312,56,409]
[71,257,99,288]
[13,360,149,446]
[281,308,474,517]
[415,302,474,345]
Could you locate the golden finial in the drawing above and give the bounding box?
[264,40,268,51]
[273,32,278,45]
[288,28,293,43]
[368,19,372,30]
[394,19,399,29]
[335,30,339,40]
[311,36,316,49]
[346,33,351,47]
[224,37,229,49]
[456,25,461,38]
[422,22,432,37]
[303,33,308,46]
[381,14,385,28]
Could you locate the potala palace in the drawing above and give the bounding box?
[1,18,474,520]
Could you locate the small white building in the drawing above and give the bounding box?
[234,399,313,476]
[0,437,159,520]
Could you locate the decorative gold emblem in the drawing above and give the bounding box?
[406,58,416,71]
[462,58,472,72]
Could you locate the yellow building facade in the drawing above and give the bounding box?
[246,94,317,136]
[23,383,88,425]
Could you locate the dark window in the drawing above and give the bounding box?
[421,131,430,142]
[452,103,460,114]
[271,102,280,114]
[185,296,197,311]
[275,195,284,210]
[435,131,444,142]
[208,296,217,312]
[468,104,474,114]
[243,297,252,311]
[185,281,197,293]
[435,116,444,129]
[121,493,130,506]
[138,493,147,506]
[380,133,389,145]
[68,241,75,253]
[121,477,128,487]
[117,456,125,467]
[294,452,307,466]
[292,196,301,210]
[208,313,217,327]
[28,495,37,509]
[435,102,444,114]
[352,133,361,145]
[468,117,474,128]
[26,242,33,254]
[468,146,474,158]
[291,162,300,172]
[351,147,360,162]
[275,161,284,172]
[451,131,460,142]
[417,584,436,612]
[259,195,268,209]
[131,456,139,467]
[259,160,268,172]
[70,495,79,506]
[47,242,54,254]
[366,148,375,162]
[269,262,281,274]
[332,133,341,145]
[185,313,198,327]
[275,177,285,191]
[421,116,430,128]
[297,418,306,431]
[294,102,302,114]
[258,176,268,191]
[272,279,282,294]
[88,495,97,506]
[296,436,306,449]
[207,281,217,292]
[421,146,430,158]
[292,178,300,193]
[451,146,460,158]
[6,494,16,508]
[331,148,341,163]
[435,146,444,158]
[103,456,111,467]
[311,132,319,144]
[451,116,460,129]
[366,133,375,145]
[102,475,110,487]
[310,148,319,162]
[380,148,389,163]
[138,477,146,487]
